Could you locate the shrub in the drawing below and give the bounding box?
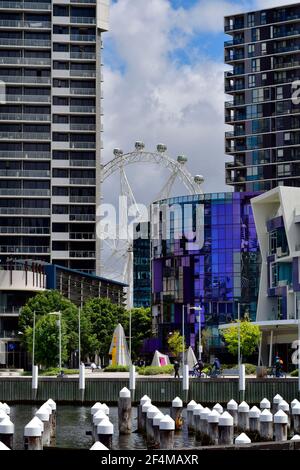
[103,365,130,372]
[291,369,298,377]
[22,368,79,376]
[138,365,174,376]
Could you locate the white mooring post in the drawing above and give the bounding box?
[207,409,220,445]
[146,406,159,447]
[186,400,197,433]
[0,417,14,449]
[249,406,261,434]
[227,399,238,427]
[45,399,56,439]
[97,420,114,450]
[170,397,183,431]
[138,396,150,433]
[235,433,251,446]
[0,441,10,450]
[93,410,108,442]
[259,409,273,441]
[141,401,152,434]
[272,394,283,414]
[32,365,38,398]
[260,398,271,411]
[118,387,132,435]
[129,365,136,401]
[213,403,223,415]
[79,363,85,402]
[238,401,250,432]
[198,407,211,444]
[292,402,300,434]
[218,412,234,445]
[274,410,288,442]
[24,417,43,450]
[278,400,290,429]
[152,413,164,449]
[193,404,203,438]
[159,415,175,450]
[35,405,51,446]
[90,441,109,450]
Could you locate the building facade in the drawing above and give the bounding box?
[225,3,300,192]
[0,0,109,275]
[133,222,151,308]
[151,192,261,356]
[251,186,300,369]
[0,259,126,368]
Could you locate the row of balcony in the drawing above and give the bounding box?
[0,245,50,253]
[0,1,51,9]
[0,39,51,47]
[0,169,50,177]
[0,114,51,122]
[0,209,96,220]
[0,151,50,159]
[0,228,96,238]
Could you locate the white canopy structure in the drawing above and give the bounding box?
[151,350,170,367]
[184,346,198,371]
[108,323,131,366]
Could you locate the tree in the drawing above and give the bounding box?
[221,320,261,361]
[19,290,97,362]
[167,331,186,360]
[82,297,127,359]
[24,315,68,368]
[122,307,152,359]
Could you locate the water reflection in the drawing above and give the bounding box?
[10,405,198,450]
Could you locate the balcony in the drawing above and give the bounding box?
[70,142,96,149]
[70,123,96,131]
[0,226,49,234]
[0,57,51,66]
[225,21,244,32]
[0,188,50,196]
[0,19,51,29]
[0,151,51,159]
[69,106,96,113]
[0,113,50,122]
[70,160,95,167]
[70,69,96,78]
[69,232,95,240]
[70,34,96,42]
[69,251,95,258]
[69,214,95,221]
[226,143,246,153]
[274,29,300,39]
[70,52,96,60]
[69,178,95,185]
[0,246,50,254]
[70,17,96,25]
[0,132,50,140]
[0,39,51,47]
[0,169,50,178]
[224,37,244,47]
[0,207,50,215]
[0,76,50,84]
[6,95,51,103]
[273,59,300,70]
[0,2,51,9]
[69,195,96,203]
[70,88,96,95]
[0,330,19,339]
[225,82,245,92]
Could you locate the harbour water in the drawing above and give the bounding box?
[10,405,197,450]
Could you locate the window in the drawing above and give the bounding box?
[284,132,291,141]
[261,42,267,54]
[248,44,255,57]
[252,58,260,72]
[252,28,260,42]
[261,73,267,83]
[248,13,255,27]
[278,164,291,177]
[277,149,284,160]
[248,75,256,88]
[261,12,267,25]
[276,86,283,100]
[252,88,264,103]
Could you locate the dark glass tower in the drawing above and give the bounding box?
[225,3,300,192]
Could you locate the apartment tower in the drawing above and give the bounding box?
[0,0,109,274]
[225,3,300,192]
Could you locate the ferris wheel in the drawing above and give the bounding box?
[101,141,204,309]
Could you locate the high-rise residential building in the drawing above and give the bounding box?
[133,222,151,308]
[225,3,300,193]
[0,0,109,274]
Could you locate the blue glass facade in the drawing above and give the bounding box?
[133,222,151,308]
[152,192,261,355]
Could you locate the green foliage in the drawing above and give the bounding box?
[122,308,152,360]
[221,321,261,360]
[167,331,186,359]
[103,365,130,372]
[22,368,79,376]
[25,315,68,368]
[290,369,298,377]
[137,365,174,376]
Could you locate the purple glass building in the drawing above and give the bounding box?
[151,191,261,356]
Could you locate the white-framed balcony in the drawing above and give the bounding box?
[0,57,51,66]
[0,76,51,85]
[51,250,69,259]
[69,213,95,221]
[52,105,70,114]
[70,123,96,131]
[0,246,50,254]
[0,226,50,235]
[69,160,95,167]
[0,151,50,160]
[51,213,69,222]
[0,207,50,215]
[70,17,96,25]
[6,95,51,103]
[70,88,96,95]
[52,232,70,241]
[69,142,96,149]
[52,69,70,78]
[0,132,50,140]
[69,251,95,258]
[52,34,70,43]
[51,177,70,185]
[69,195,95,203]
[0,39,51,48]
[70,69,96,78]
[69,231,95,240]
[70,34,96,43]
[52,141,70,150]
[69,178,95,185]
[0,170,50,178]
[52,123,70,132]
[0,1,51,10]
[0,188,50,196]
[69,105,96,113]
[70,52,96,60]
[51,159,69,168]
[0,113,50,122]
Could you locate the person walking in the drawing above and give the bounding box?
[210,357,221,378]
[274,354,283,378]
[174,360,180,378]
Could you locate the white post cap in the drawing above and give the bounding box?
[291,399,300,408]
[273,394,283,404]
[200,408,211,420]
[90,441,109,450]
[260,409,273,422]
[140,395,151,405]
[119,387,130,398]
[97,420,114,435]
[159,415,175,431]
[208,410,220,423]
[0,410,7,422]
[238,401,249,413]
[101,404,110,415]
[274,410,288,424]
[147,406,159,419]
[0,417,14,434]
[31,416,44,433]
[153,413,164,427]
[213,403,223,414]
[0,441,10,450]
[249,406,261,419]
[2,404,10,415]
[219,411,234,426]
[142,402,152,413]
[291,435,300,441]
[24,418,42,437]
[93,410,107,425]
[35,406,50,422]
[91,402,102,415]
[227,399,238,411]
[45,399,56,411]
[260,398,271,409]
[292,403,300,416]
[187,400,197,411]
[235,433,251,445]
[193,404,204,416]
[278,400,289,412]
[172,397,183,408]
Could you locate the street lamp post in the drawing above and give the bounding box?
[32,311,36,369]
[78,307,81,369]
[189,306,203,361]
[182,305,185,365]
[238,302,241,369]
[49,311,62,375]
